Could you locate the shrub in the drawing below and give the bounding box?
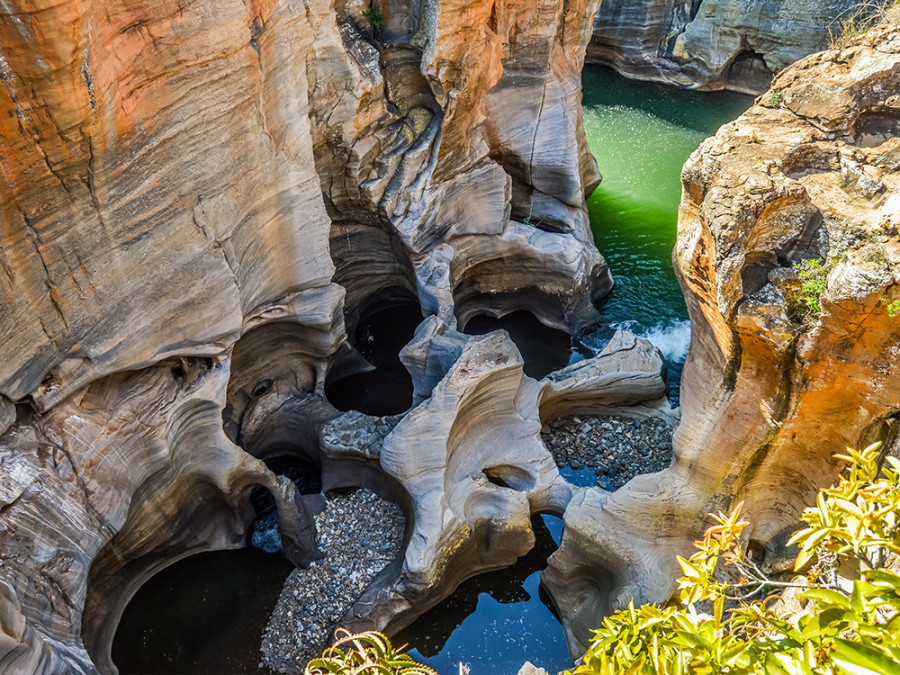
[363,3,384,29]
[566,442,900,675]
[829,0,900,48]
[884,298,900,318]
[306,629,435,675]
[794,257,833,318]
[768,90,783,108]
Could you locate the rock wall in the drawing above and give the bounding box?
[0,0,614,671]
[545,22,900,655]
[588,0,860,93]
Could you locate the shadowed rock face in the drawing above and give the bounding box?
[544,23,900,657]
[0,0,618,671]
[588,0,860,93]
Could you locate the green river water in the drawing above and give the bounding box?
[580,66,753,399]
[112,66,753,675]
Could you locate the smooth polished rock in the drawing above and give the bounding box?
[588,0,860,93]
[0,0,612,670]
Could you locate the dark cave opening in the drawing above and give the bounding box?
[247,455,323,553]
[111,548,292,675]
[462,310,585,379]
[324,287,422,416]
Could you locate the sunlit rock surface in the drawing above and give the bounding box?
[545,23,900,657]
[0,0,613,671]
[588,0,859,93]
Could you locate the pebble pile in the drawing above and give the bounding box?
[260,488,405,673]
[541,414,675,490]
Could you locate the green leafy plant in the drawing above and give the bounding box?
[794,257,833,317]
[306,629,436,674]
[768,89,783,108]
[567,442,900,675]
[883,298,900,318]
[362,3,384,29]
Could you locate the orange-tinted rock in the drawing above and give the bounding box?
[0,0,610,671]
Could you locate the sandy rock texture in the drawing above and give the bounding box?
[588,0,859,93]
[544,23,900,657]
[0,0,614,671]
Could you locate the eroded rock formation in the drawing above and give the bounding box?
[588,0,859,93]
[0,0,616,671]
[545,23,900,656]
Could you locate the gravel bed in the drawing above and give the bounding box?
[541,414,674,490]
[260,488,405,673]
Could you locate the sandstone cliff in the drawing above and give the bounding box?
[589,0,860,93]
[546,22,900,655]
[0,0,612,671]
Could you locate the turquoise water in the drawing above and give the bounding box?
[580,67,753,395]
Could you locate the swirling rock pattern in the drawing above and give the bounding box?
[0,0,617,671]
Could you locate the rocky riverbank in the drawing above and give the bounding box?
[541,415,675,490]
[261,489,405,673]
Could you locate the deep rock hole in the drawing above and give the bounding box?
[462,310,582,379]
[324,288,421,416]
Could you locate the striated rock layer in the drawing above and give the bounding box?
[588,0,860,93]
[0,0,616,671]
[545,23,900,656]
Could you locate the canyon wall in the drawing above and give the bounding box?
[0,0,611,671]
[588,0,861,93]
[546,22,900,655]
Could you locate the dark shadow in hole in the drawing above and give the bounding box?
[395,514,570,674]
[483,464,537,491]
[851,108,900,148]
[325,287,421,416]
[724,50,773,94]
[248,456,322,552]
[111,549,291,675]
[462,310,580,379]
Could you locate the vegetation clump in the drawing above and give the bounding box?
[363,3,385,29]
[792,257,835,318]
[566,442,900,675]
[883,298,900,318]
[306,629,436,675]
[768,89,783,108]
[829,0,900,47]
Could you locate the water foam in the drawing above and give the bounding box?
[585,319,691,364]
[636,319,691,363]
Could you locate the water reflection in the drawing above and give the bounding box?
[397,515,572,675]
